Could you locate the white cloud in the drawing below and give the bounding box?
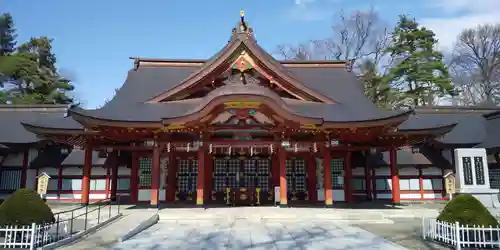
[420,0,500,50]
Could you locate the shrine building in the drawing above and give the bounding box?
[2,13,500,206]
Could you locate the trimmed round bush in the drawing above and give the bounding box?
[437,194,499,227]
[0,189,55,225]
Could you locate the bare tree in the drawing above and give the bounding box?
[275,8,391,72]
[450,24,500,105]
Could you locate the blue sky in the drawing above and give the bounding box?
[3,0,499,108]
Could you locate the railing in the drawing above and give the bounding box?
[0,195,122,249]
[422,217,500,249]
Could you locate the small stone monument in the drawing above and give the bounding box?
[454,148,500,208]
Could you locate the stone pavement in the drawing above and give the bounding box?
[58,209,158,250]
[111,219,408,250]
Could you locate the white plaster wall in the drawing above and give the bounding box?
[401,193,421,199]
[423,193,442,199]
[138,189,166,201]
[315,189,345,202]
[62,167,82,175]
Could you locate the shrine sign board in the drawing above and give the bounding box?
[444,172,456,195]
[37,173,51,195]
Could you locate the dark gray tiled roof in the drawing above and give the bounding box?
[61,149,107,166]
[104,67,199,108]
[375,148,432,165]
[0,105,68,144]
[476,115,500,149]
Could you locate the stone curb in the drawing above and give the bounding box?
[119,213,159,242]
[39,213,122,250]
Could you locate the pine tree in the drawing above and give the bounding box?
[386,15,455,106]
[0,13,16,56]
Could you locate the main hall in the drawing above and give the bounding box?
[2,12,499,207]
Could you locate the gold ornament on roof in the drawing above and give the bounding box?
[240,10,244,17]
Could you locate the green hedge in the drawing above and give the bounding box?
[0,189,55,225]
[437,194,499,227]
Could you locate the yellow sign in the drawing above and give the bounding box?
[444,173,456,194]
[224,101,261,109]
[37,173,51,195]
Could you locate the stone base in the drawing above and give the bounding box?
[458,188,500,208]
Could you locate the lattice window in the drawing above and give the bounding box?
[227,175,238,188]
[178,159,190,174]
[228,159,239,173]
[214,175,226,191]
[244,175,256,188]
[257,160,269,175]
[0,169,21,191]
[331,158,345,188]
[258,176,269,191]
[295,159,306,174]
[244,159,256,173]
[177,159,197,192]
[286,160,293,175]
[138,157,152,188]
[214,159,226,174]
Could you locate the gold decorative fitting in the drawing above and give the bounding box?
[224,101,261,109]
[166,123,185,130]
[300,124,316,129]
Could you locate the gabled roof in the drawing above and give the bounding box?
[145,31,336,104]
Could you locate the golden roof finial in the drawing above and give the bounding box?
[240,10,245,17]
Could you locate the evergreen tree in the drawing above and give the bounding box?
[386,15,455,106]
[0,13,16,56]
[359,59,400,108]
[0,13,75,104]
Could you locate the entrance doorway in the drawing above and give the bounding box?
[212,156,271,204]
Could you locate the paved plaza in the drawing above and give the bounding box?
[111,218,408,250]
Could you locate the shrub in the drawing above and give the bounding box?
[437,194,499,227]
[0,189,55,225]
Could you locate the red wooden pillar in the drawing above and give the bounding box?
[389,147,400,204]
[130,152,139,203]
[344,151,352,203]
[166,150,177,202]
[279,146,287,207]
[196,145,205,206]
[323,146,333,206]
[307,153,317,202]
[204,151,213,204]
[81,146,93,204]
[20,150,29,188]
[272,153,279,188]
[110,151,119,201]
[151,145,161,206]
